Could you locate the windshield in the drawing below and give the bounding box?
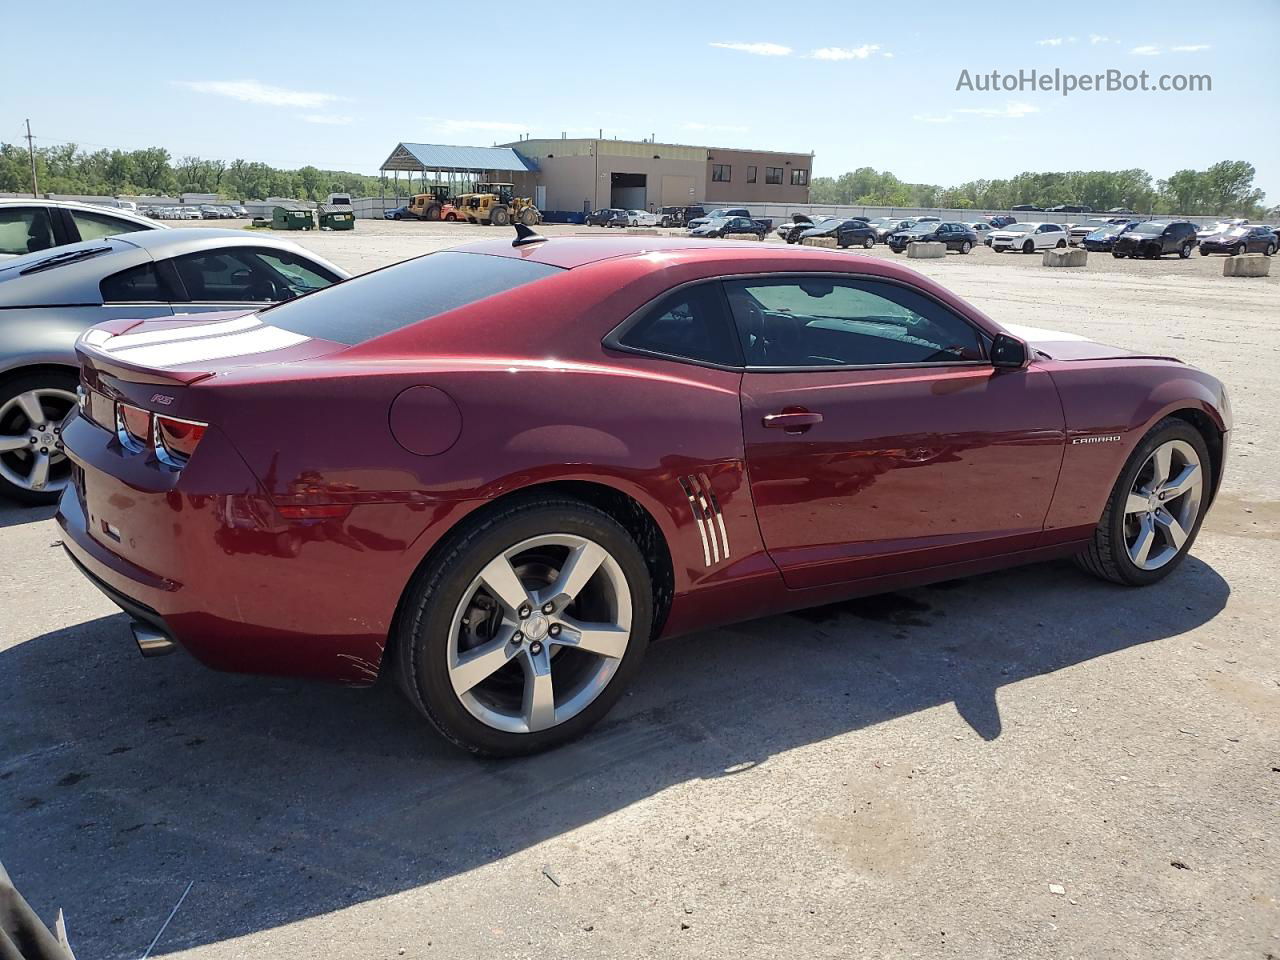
[999,224,1033,234]
[262,251,563,346]
[1131,222,1166,235]
[1220,226,1250,237]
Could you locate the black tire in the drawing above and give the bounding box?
[1074,417,1212,587]
[392,212,403,221]
[959,240,972,254]
[394,497,653,756]
[519,207,540,227]
[863,236,874,249]
[1056,239,1067,248]
[0,369,79,505]
[1233,244,1244,257]
[1266,243,1277,257]
[1199,247,1209,256]
[1023,240,1035,254]
[425,205,441,222]
[489,206,511,227]
[1179,242,1192,259]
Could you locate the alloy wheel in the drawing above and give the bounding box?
[0,387,77,495]
[447,534,631,734]
[1123,439,1203,571]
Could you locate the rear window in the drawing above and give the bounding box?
[260,251,563,346]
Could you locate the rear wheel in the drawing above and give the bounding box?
[1075,418,1210,586]
[1179,241,1192,258]
[395,498,652,756]
[0,371,78,505]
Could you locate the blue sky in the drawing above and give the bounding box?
[7,1,1279,199]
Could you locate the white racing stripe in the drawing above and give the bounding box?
[104,314,264,350]
[109,324,310,368]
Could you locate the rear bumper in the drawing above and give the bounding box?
[56,413,435,685]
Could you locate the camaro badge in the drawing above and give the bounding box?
[1072,434,1122,444]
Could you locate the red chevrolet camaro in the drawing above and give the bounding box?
[57,232,1230,754]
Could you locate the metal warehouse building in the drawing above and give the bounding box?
[379,136,813,216]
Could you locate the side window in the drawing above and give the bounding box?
[613,283,741,367]
[100,262,172,302]
[0,207,55,256]
[168,249,292,302]
[746,165,757,183]
[72,210,149,242]
[254,251,340,297]
[724,277,985,369]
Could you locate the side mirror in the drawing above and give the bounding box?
[990,333,1028,369]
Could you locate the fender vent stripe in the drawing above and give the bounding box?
[678,474,730,567]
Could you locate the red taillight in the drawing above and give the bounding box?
[116,403,151,450]
[155,415,207,466]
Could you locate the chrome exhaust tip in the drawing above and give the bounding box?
[130,621,176,658]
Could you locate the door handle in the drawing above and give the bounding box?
[763,410,823,433]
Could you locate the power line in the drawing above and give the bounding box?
[24,119,38,197]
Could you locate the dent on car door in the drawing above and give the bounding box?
[727,275,1066,589]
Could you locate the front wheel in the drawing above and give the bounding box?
[1233,244,1245,256]
[489,206,511,227]
[1023,240,1035,254]
[394,497,653,756]
[1179,242,1192,259]
[1075,418,1211,586]
[1056,239,1067,248]
[1199,247,1209,256]
[1266,243,1277,257]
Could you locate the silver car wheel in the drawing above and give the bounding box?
[0,387,77,494]
[447,533,632,734]
[1123,439,1204,570]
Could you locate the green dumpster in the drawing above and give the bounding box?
[271,204,314,230]
[318,204,355,231]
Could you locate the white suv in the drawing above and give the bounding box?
[990,222,1069,254]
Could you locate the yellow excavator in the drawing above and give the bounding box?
[455,182,541,226]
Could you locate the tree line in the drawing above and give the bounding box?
[809,160,1272,217]
[1,142,1271,217]
[0,142,390,202]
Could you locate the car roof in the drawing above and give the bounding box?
[0,196,161,224]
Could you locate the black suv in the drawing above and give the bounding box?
[1111,221,1199,259]
[658,206,704,227]
[887,221,980,254]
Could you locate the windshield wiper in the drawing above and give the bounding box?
[17,245,113,276]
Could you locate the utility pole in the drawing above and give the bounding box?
[24,119,39,198]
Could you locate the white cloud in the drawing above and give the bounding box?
[175,80,343,109]
[300,114,352,125]
[1171,43,1211,52]
[1036,37,1064,47]
[709,41,792,56]
[956,101,1039,119]
[1131,44,1161,56]
[1089,34,1118,44]
[882,52,894,58]
[913,114,954,124]
[808,44,880,60]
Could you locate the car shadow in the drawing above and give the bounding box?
[0,502,55,530]
[0,556,1229,959]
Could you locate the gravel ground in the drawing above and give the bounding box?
[1,219,1276,960]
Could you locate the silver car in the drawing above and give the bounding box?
[0,228,348,503]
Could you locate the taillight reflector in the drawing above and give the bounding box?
[155,415,207,466]
[116,403,151,449]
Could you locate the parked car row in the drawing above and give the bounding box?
[144,204,247,221]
